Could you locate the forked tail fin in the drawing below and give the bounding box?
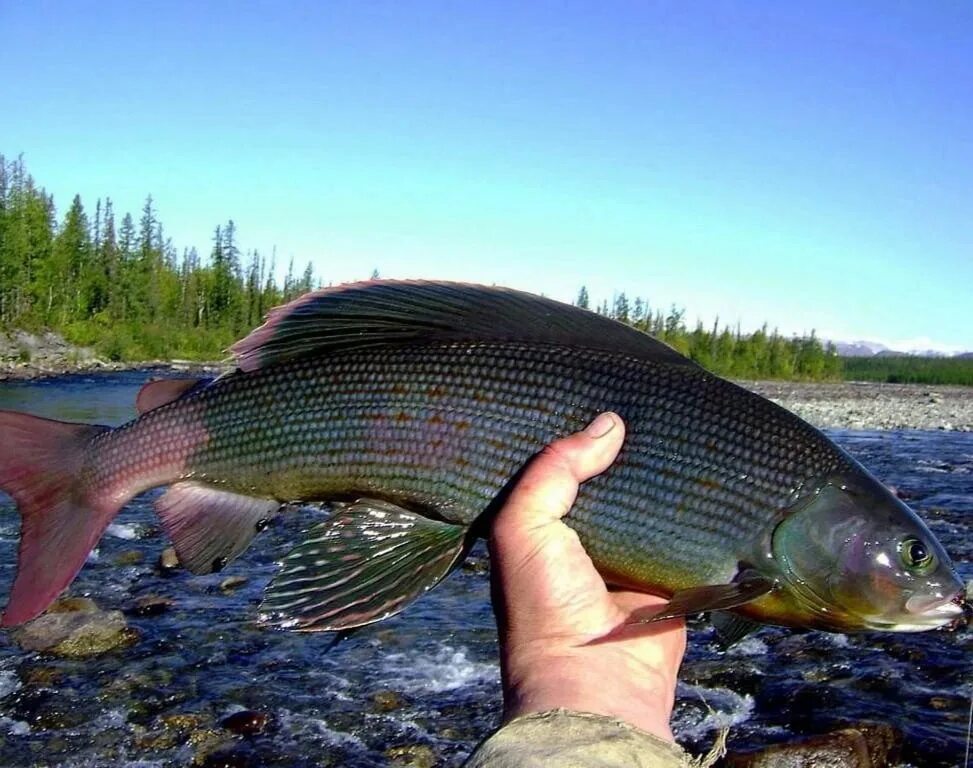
[0,411,115,626]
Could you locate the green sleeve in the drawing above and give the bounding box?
[463,709,695,768]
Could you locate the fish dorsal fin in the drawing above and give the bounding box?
[232,280,698,372]
[136,378,208,414]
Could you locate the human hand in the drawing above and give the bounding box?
[488,412,686,742]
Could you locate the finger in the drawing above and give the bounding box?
[494,412,625,534]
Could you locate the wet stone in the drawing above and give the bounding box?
[221,709,269,736]
[385,743,438,767]
[682,659,764,696]
[11,607,138,658]
[132,594,175,617]
[372,689,407,712]
[8,688,88,730]
[19,665,63,687]
[724,723,902,768]
[48,596,98,614]
[160,712,210,732]
[461,556,490,575]
[158,547,180,573]
[199,745,257,768]
[115,549,144,566]
[190,729,237,766]
[219,575,249,592]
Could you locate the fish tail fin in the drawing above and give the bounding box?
[0,411,115,626]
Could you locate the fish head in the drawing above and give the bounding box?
[770,471,966,632]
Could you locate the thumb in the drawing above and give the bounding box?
[491,412,625,552]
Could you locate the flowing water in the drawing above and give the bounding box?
[0,371,969,767]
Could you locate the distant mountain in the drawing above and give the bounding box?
[874,349,947,358]
[834,341,889,357]
[831,340,971,358]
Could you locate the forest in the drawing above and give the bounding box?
[4,152,958,384]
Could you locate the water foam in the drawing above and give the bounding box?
[673,681,755,741]
[0,670,21,699]
[381,644,499,694]
[106,523,140,540]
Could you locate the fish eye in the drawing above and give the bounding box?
[898,537,935,574]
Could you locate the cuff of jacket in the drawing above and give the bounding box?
[463,709,695,768]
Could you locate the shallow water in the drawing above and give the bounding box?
[0,372,970,766]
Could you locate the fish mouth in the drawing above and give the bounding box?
[889,589,970,632]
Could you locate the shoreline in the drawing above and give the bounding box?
[744,379,973,433]
[1,358,970,432]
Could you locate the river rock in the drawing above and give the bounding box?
[158,547,180,573]
[47,596,98,614]
[132,594,175,617]
[461,556,490,575]
[115,549,144,566]
[219,576,248,592]
[220,709,269,736]
[724,723,902,768]
[385,744,437,767]
[11,603,138,658]
[372,689,407,712]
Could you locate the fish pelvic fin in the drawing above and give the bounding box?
[628,572,775,625]
[155,482,281,574]
[259,498,469,632]
[0,411,114,626]
[135,377,210,414]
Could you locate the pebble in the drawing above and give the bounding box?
[219,576,249,592]
[115,549,144,566]
[372,689,407,712]
[158,547,180,573]
[132,594,175,617]
[385,744,438,767]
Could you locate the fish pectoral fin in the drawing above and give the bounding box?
[629,574,775,624]
[135,378,209,414]
[155,482,281,574]
[259,498,468,632]
[711,611,763,647]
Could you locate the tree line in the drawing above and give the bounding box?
[1,152,842,379]
[575,287,841,380]
[0,154,315,360]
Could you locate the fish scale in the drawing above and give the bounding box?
[0,281,963,634]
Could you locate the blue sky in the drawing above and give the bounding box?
[2,1,971,350]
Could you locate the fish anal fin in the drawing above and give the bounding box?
[259,498,468,632]
[711,611,763,648]
[155,482,280,574]
[629,573,775,625]
[136,378,208,414]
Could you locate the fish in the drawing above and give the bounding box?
[0,281,966,636]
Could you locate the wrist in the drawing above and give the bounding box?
[502,650,675,741]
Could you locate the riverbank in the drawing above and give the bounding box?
[0,331,225,381]
[745,380,973,432]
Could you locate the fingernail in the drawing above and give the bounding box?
[584,412,616,438]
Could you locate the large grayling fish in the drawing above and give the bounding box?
[0,282,966,637]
